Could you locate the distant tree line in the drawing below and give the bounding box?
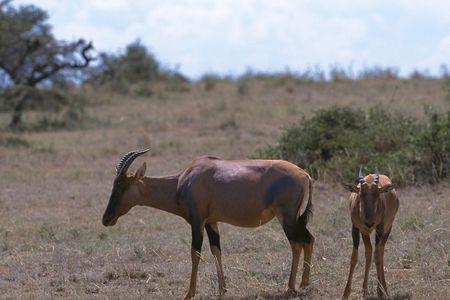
[0,0,449,130]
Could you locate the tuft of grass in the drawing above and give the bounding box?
[98,232,108,240]
[36,223,58,242]
[199,74,222,92]
[133,245,146,260]
[0,134,31,148]
[134,84,154,98]
[34,99,89,130]
[399,213,427,231]
[218,118,239,131]
[0,228,10,251]
[69,228,81,240]
[237,79,249,95]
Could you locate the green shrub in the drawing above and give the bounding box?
[415,110,450,183]
[0,134,30,148]
[199,74,222,92]
[257,106,450,185]
[134,84,154,98]
[445,78,450,102]
[33,94,92,131]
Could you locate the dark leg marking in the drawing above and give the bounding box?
[190,218,204,253]
[205,223,221,251]
[283,217,312,244]
[375,222,384,245]
[352,225,360,249]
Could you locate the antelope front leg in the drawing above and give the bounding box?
[375,227,391,299]
[205,223,226,297]
[361,234,372,297]
[343,226,360,299]
[184,222,204,300]
[379,240,389,297]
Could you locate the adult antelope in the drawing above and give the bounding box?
[102,149,315,299]
[342,168,399,299]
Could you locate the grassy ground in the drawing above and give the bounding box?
[0,78,449,299]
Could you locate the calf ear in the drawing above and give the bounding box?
[134,162,147,180]
[379,184,395,193]
[342,183,359,193]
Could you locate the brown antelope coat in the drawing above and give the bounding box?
[342,173,399,299]
[102,150,315,299]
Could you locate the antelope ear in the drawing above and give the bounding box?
[379,184,395,193]
[342,183,359,193]
[134,162,147,180]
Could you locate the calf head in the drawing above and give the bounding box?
[343,168,394,229]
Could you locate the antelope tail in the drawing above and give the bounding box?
[298,176,313,225]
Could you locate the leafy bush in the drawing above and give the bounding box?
[33,94,92,130]
[0,134,30,148]
[445,78,450,102]
[134,84,154,98]
[199,74,221,92]
[415,110,450,183]
[257,106,450,185]
[358,66,399,80]
[87,40,160,87]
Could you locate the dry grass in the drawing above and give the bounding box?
[0,78,449,299]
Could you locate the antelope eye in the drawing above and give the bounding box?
[114,177,126,187]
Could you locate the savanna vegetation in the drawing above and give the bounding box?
[257,106,450,185]
[0,1,449,299]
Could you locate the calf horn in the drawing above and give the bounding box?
[374,168,380,184]
[358,166,365,184]
[116,148,150,176]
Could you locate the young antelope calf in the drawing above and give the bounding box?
[102,149,315,299]
[342,169,399,299]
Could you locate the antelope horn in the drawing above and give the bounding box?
[358,166,365,184]
[374,167,380,184]
[116,148,150,176]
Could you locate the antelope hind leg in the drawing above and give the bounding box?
[184,220,204,299]
[205,223,226,296]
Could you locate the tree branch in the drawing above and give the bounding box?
[27,40,94,85]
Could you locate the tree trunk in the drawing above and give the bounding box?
[9,89,28,130]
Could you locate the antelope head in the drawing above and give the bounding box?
[343,167,394,229]
[102,149,149,226]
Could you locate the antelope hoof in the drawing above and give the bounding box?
[342,287,351,299]
[284,287,296,295]
[299,281,309,289]
[218,287,227,299]
[377,288,387,299]
[183,291,195,300]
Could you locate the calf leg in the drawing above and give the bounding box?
[361,234,373,297]
[205,223,226,297]
[375,226,391,298]
[342,225,360,299]
[184,219,204,300]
